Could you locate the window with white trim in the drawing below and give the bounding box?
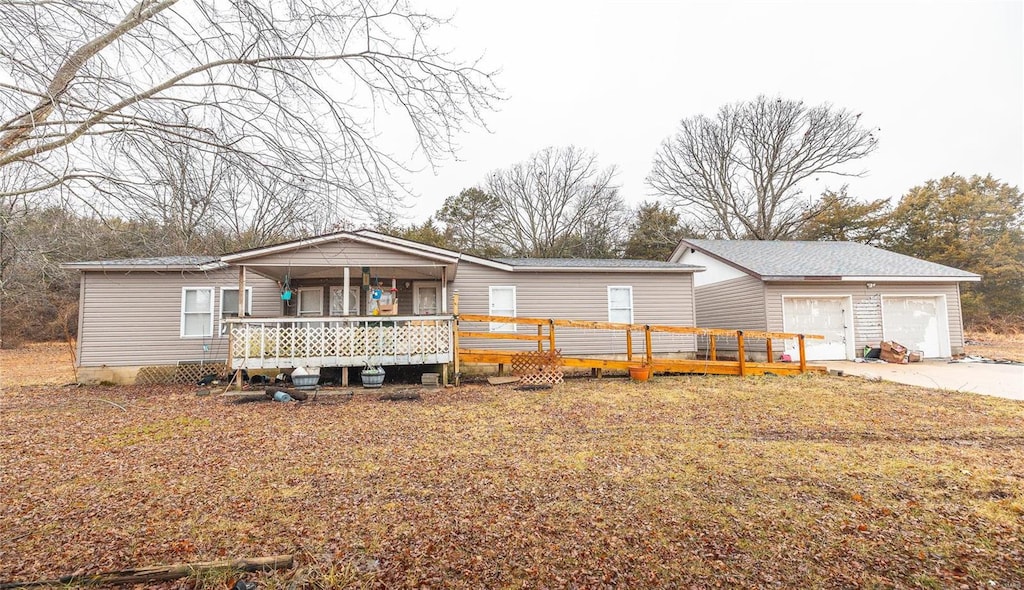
[488,286,517,333]
[608,286,633,324]
[181,287,214,338]
[219,287,253,336]
[297,287,323,317]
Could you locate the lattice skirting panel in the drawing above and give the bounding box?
[136,363,228,385]
[511,350,564,386]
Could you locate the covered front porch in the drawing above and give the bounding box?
[226,315,454,370]
[221,231,459,375]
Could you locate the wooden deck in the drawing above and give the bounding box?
[223,308,826,385]
[454,312,827,381]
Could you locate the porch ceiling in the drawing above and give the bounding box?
[241,263,454,282]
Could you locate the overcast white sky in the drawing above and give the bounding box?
[396,0,1023,221]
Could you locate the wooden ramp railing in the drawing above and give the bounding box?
[453,312,826,384]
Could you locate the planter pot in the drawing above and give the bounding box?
[291,374,319,390]
[361,368,386,388]
[628,365,651,382]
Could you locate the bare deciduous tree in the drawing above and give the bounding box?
[647,95,878,240]
[0,0,500,225]
[105,129,227,253]
[485,146,627,257]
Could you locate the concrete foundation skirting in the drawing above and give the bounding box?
[79,363,230,385]
[78,366,144,385]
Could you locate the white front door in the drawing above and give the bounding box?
[882,296,948,358]
[783,297,853,360]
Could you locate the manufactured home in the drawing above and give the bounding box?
[66,231,702,384]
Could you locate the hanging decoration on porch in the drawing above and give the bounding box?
[366,274,399,316]
[280,275,293,301]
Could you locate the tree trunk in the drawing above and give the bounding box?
[0,554,293,589]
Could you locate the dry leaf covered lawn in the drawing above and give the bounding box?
[2,376,1023,588]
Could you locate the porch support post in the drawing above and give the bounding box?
[234,266,247,390]
[441,266,448,313]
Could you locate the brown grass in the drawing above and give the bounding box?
[965,330,1024,362]
[0,341,77,387]
[1,373,1022,588]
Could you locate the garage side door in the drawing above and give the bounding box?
[882,296,948,358]
[783,297,851,361]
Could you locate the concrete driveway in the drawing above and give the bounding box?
[823,360,1024,401]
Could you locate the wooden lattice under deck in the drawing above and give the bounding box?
[511,350,564,385]
[136,363,228,385]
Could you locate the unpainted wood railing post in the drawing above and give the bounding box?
[766,337,773,364]
[798,334,807,373]
[626,329,633,362]
[537,324,544,352]
[548,319,556,352]
[737,330,747,377]
[709,334,717,361]
[644,325,653,367]
[452,291,460,386]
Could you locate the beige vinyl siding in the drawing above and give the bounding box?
[452,261,697,355]
[764,282,965,354]
[693,275,766,330]
[77,269,279,367]
[242,239,448,267]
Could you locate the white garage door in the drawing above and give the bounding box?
[783,297,852,361]
[882,296,947,358]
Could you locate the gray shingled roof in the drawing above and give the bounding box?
[64,256,221,270]
[497,258,701,270]
[684,240,979,279]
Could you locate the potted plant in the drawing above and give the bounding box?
[360,364,386,388]
[628,363,652,382]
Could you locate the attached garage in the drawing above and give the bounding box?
[672,240,981,360]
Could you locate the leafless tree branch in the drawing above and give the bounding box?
[0,0,500,227]
[647,95,878,239]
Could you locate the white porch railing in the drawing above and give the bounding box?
[227,316,454,369]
